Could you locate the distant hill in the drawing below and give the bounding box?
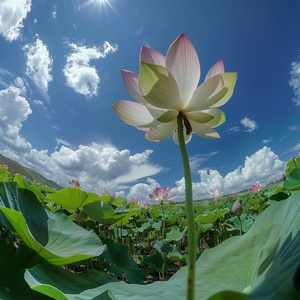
[0,154,62,190]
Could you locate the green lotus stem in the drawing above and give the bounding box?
[161,201,166,239]
[238,215,243,236]
[177,114,196,300]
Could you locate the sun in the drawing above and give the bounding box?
[84,0,115,12]
[86,0,111,9]
[94,0,109,6]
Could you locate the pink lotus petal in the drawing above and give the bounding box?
[166,34,200,108]
[140,46,166,66]
[113,100,160,127]
[205,59,225,81]
[121,70,147,105]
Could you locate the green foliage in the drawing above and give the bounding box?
[0,182,105,265]
[83,201,128,225]
[100,239,145,283]
[25,191,300,299]
[48,187,100,210]
[25,264,118,300]
[0,157,299,299]
[0,238,51,300]
[285,156,300,176]
[284,168,300,191]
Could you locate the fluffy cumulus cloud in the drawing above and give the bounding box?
[2,140,164,195]
[0,87,32,152]
[63,41,118,97]
[126,178,160,202]
[289,60,300,106]
[23,38,53,98]
[0,0,31,42]
[190,146,285,200]
[127,146,285,202]
[241,117,258,133]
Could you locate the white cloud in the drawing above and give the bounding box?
[33,99,50,118]
[0,0,31,42]
[23,38,53,99]
[189,151,218,173]
[262,138,272,144]
[227,126,240,133]
[1,140,164,195]
[0,87,32,152]
[126,178,160,202]
[129,146,285,202]
[285,143,300,154]
[241,117,258,133]
[63,41,118,98]
[190,146,285,200]
[288,125,300,131]
[289,60,300,106]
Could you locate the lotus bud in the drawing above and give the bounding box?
[232,200,243,216]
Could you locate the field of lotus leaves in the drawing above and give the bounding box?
[0,155,299,299]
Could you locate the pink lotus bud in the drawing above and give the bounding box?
[232,201,243,216]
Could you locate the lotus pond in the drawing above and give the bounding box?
[0,155,299,299]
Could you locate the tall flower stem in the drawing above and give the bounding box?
[177,114,196,300]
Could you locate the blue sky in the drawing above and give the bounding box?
[0,0,300,201]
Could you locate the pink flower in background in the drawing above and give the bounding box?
[69,179,80,188]
[100,189,116,198]
[128,198,149,208]
[209,188,223,199]
[129,198,139,203]
[249,182,262,193]
[149,187,176,205]
[1,164,9,169]
[138,200,149,208]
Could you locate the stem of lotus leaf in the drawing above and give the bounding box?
[177,114,196,300]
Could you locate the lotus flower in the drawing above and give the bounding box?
[69,179,80,188]
[249,182,262,193]
[113,34,237,143]
[138,200,149,208]
[149,187,176,205]
[208,188,223,199]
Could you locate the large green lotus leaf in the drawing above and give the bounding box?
[25,263,118,300]
[47,187,100,209]
[0,207,105,265]
[14,173,47,204]
[83,201,128,225]
[195,208,229,223]
[284,168,300,191]
[0,181,49,238]
[24,191,300,299]
[100,239,145,283]
[0,182,105,265]
[0,238,51,300]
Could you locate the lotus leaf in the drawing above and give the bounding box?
[25,191,300,299]
[0,182,105,265]
[47,187,100,210]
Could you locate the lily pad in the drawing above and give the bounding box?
[195,208,229,223]
[25,191,300,299]
[83,201,128,225]
[0,182,105,265]
[284,168,300,191]
[47,187,100,210]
